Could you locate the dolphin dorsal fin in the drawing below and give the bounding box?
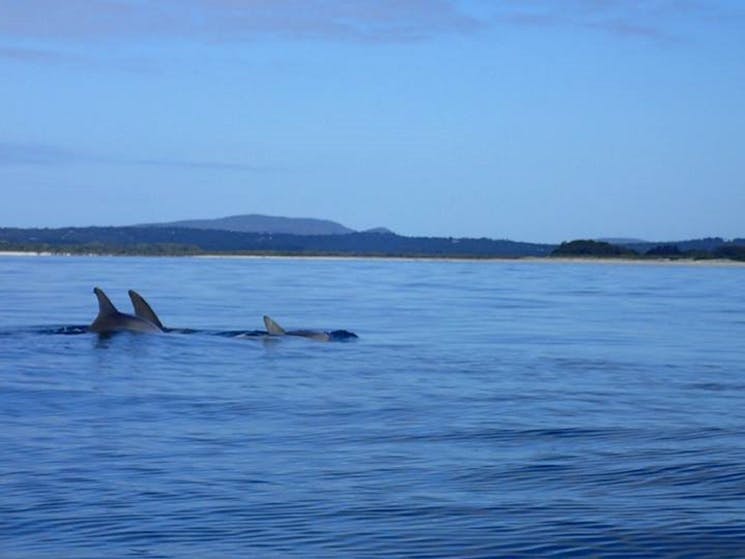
[93,287,118,317]
[128,290,164,330]
[263,315,286,335]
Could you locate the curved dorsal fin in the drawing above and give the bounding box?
[263,315,286,335]
[93,287,118,317]
[128,289,164,330]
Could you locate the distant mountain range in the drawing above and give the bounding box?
[140,214,393,236]
[0,214,742,260]
[0,226,554,258]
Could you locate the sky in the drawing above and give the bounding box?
[1,0,744,243]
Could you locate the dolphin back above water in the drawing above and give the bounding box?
[86,287,356,340]
[127,289,165,330]
[263,315,358,342]
[89,287,164,334]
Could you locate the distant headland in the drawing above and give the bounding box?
[137,214,394,236]
[0,214,743,262]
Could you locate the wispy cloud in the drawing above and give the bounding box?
[0,0,738,67]
[0,0,482,44]
[131,158,268,172]
[491,0,742,41]
[1,1,736,50]
[0,141,265,172]
[0,45,71,62]
[0,42,161,74]
[0,141,73,165]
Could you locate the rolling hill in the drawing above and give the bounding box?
[140,214,364,235]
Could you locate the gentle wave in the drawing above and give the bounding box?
[2,256,745,557]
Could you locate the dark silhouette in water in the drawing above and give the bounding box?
[264,315,358,342]
[86,288,357,341]
[89,287,164,334]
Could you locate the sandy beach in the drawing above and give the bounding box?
[1,250,744,267]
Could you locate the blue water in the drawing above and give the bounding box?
[1,255,745,558]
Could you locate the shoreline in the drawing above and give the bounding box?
[1,250,743,267]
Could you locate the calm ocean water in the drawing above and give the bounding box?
[1,255,744,558]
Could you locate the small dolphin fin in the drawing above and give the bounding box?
[93,287,118,317]
[128,289,164,330]
[263,315,286,336]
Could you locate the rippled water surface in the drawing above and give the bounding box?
[1,255,745,557]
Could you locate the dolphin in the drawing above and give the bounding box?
[128,289,165,330]
[263,315,357,342]
[88,287,164,334]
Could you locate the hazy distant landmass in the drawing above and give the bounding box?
[0,226,553,258]
[553,240,637,257]
[615,237,735,254]
[0,216,743,261]
[596,237,649,245]
[140,214,381,236]
[363,227,395,235]
[553,237,745,261]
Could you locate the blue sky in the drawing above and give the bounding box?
[1,0,743,242]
